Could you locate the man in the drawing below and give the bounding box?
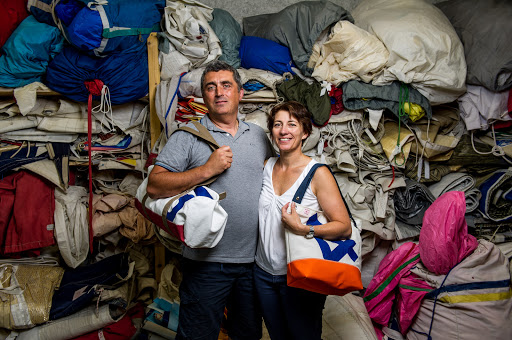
[147,60,273,340]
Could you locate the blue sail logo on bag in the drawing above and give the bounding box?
[316,239,358,262]
[306,213,359,263]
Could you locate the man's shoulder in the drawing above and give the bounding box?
[241,120,267,135]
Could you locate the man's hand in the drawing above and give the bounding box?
[205,145,233,176]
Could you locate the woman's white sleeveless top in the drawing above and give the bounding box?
[255,157,320,275]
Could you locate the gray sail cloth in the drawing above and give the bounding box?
[210,8,242,69]
[342,80,432,123]
[428,172,476,197]
[242,1,353,76]
[393,178,436,226]
[463,188,482,213]
[428,172,481,213]
[15,305,124,340]
[436,0,512,92]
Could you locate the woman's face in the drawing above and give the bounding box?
[271,110,308,153]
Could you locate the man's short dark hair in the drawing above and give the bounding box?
[200,60,243,97]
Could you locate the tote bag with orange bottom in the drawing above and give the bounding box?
[286,163,363,296]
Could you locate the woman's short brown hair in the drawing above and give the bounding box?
[267,101,313,139]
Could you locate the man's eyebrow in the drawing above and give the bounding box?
[204,81,216,88]
[220,80,233,85]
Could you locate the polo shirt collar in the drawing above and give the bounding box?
[201,114,250,135]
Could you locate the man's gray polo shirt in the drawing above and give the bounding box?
[155,115,273,263]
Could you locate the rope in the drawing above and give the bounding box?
[91,85,114,134]
[84,79,105,253]
[470,124,505,157]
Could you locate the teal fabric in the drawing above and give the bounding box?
[0,15,63,88]
[210,8,242,69]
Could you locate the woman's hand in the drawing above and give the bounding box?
[281,202,308,236]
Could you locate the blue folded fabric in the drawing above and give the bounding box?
[45,44,148,105]
[239,36,295,75]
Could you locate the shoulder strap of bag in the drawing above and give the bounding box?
[292,163,325,204]
[174,120,220,186]
[176,121,220,151]
[292,163,355,222]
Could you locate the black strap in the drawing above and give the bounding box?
[292,163,355,222]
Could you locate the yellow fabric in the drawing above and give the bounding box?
[0,265,64,329]
[439,288,512,304]
[403,102,425,122]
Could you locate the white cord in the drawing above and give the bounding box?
[92,85,114,134]
[470,124,505,157]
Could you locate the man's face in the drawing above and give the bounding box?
[202,70,243,117]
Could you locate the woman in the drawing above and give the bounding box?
[254,101,352,339]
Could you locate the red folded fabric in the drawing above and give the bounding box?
[0,170,55,255]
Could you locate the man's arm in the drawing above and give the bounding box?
[147,145,233,199]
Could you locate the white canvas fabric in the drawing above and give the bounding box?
[12,82,49,116]
[155,78,180,137]
[286,202,363,273]
[237,68,283,96]
[322,294,378,340]
[1,129,79,143]
[0,100,18,118]
[312,20,389,86]
[160,41,192,81]
[37,114,99,134]
[352,0,467,105]
[243,110,268,133]
[0,116,39,133]
[54,186,89,268]
[162,0,221,68]
[178,67,204,98]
